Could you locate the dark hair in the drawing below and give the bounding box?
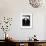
[34,35,36,37]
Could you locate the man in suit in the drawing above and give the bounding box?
[22,16,30,26]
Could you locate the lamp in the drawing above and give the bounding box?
[29,0,44,8]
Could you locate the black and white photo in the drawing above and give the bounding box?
[21,13,32,28]
[22,15,30,26]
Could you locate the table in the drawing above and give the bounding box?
[5,39,46,46]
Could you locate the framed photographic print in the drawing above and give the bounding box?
[21,13,32,28]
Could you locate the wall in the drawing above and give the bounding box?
[0,0,46,40]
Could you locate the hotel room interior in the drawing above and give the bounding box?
[0,0,46,46]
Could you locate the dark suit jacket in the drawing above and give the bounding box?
[22,18,30,26]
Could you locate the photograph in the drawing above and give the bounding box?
[21,13,32,28]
